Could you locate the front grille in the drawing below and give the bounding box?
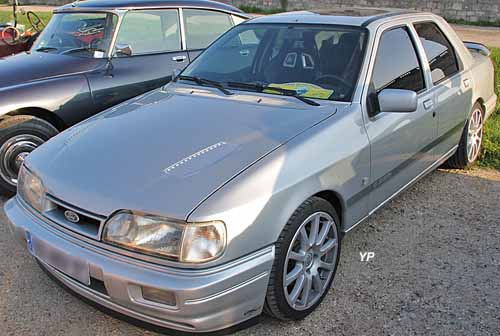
[43,194,106,240]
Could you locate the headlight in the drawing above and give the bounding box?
[18,165,46,213]
[102,211,226,263]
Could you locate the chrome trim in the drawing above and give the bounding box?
[344,145,458,233]
[179,7,186,50]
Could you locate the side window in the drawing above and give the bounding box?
[414,22,460,84]
[372,27,425,94]
[115,10,181,56]
[183,9,233,50]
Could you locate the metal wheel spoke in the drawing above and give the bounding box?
[318,260,334,271]
[319,238,336,255]
[285,264,303,286]
[289,251,306,263]
[312,273,323,292]
[316,220,331,246]
[299,227,309,250]
[309,216,320,248]
[300,275,312,306]
[289,273,305,304]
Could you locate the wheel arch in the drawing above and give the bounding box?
[312,190,344,228]
[5,107,67,132]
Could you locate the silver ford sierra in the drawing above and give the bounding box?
[5,7,497,333]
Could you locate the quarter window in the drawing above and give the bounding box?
[372,27,425,93]
[183,9,233,50]
[115,10,181,56]
[414,22,459,84]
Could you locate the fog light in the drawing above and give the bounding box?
[142,286,176,306]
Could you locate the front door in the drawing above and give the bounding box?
[87,9,188,112]
[364,25,437,211]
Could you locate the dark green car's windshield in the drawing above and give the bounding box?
[33,12,118,57]
[181,23,367,102]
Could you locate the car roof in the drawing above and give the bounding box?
[247,7,420,27]
[56,0,244,14]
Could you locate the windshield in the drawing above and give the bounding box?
[32,12,118,57]
[181,23,367,101]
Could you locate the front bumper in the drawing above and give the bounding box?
[5,198,274,333]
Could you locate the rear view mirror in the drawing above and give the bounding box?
[378,89,417,113]
[115,43,132,57]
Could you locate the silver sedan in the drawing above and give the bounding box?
[5,8,497,333]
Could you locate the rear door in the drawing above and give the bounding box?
[182,8,237,61]
[363,25,437,211]
[412,21,473,158]
[87,9,188,111]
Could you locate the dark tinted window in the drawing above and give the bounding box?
[414,22,459,84]
[372,27,425,93]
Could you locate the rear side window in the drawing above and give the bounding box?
[372,27,425,93]
[414,22,459,84]
[183,9,233,50]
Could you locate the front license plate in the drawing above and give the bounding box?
[31,234,91,286]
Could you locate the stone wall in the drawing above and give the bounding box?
[230,0,500,23]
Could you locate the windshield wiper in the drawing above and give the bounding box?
[227,82,320,106]
[35,47,58,53]
[175,75,232,96]
[61,47,105,55]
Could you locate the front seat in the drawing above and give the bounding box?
[264,32,320,84]
[320,32,360,78]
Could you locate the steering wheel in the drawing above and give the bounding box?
[1,26,21,46]
[315,74,352,92]
[26,11,46,33]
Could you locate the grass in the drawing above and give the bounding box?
[478,47,500,170]
[238,5,285,15]
[0,10,53,27]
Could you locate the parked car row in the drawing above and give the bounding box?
[3,2,497,334]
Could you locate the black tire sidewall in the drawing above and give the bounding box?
[0,116,58,194]
[266,197,341,320]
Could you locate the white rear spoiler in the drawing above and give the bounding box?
[464,41,491,57]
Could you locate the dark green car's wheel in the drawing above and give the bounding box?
[0,116,58,195]
[264,197,341,320]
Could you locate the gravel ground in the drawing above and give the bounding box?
[0,167,499,336]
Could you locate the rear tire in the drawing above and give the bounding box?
[444,102,484,169]
[264,197,341,320]
[0,115,58,195]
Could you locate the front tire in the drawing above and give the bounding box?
[264,197,341,320]
[445,102,484,169]
[0,116,58,195]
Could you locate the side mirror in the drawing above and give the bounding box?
[115,43,132,57]
[378,89,418,113]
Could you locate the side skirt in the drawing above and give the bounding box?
[343,145,458,233]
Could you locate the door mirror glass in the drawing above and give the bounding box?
[115,43,133,57]
[378,89,418,113]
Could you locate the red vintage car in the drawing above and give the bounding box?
[0,3,44,58]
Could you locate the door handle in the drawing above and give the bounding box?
[463,78,471,88]
[172,55,187,62]
[423,99,434,110]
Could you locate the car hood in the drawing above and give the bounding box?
[0,52,105,88]
[28,85,338,219]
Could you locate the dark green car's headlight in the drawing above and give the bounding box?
[102,211,226,263]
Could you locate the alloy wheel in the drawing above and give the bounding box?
[283,211,338,311]
[467,108,483,163]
